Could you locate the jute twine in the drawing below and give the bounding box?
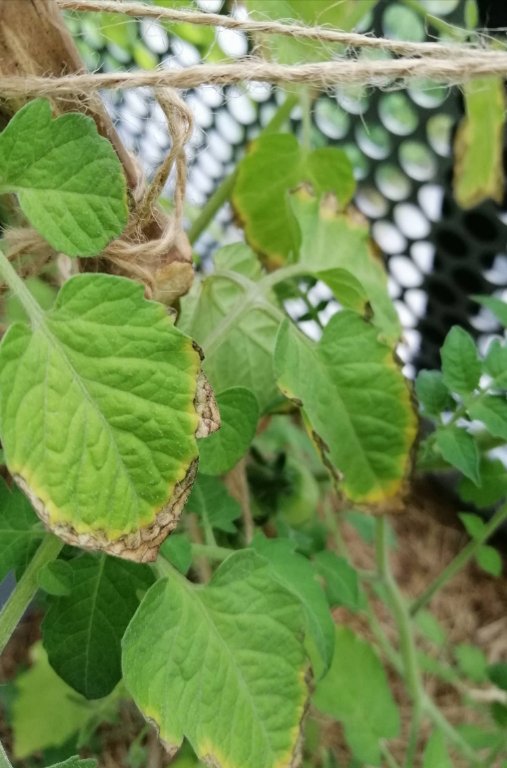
[4,0,507,296]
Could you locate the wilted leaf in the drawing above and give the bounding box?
[291,189,400,344]
[275,314,416,502]
[233,134,355,266]
[454,77,505,209]
[122,551,307,768]
[0,274,205,562]
[179,244,284,411]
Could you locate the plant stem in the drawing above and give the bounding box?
[0,741,13,768]
[0,247,44,326]
[381,744,402,768]
[187,93,298,246]
[401,0,468,39]
[376,517,424,768]
[190,542,233,562]
[0,534,63,657]
[410,503,507,617]
[422,694,482,764]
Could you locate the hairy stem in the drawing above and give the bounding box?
[0,534,63,657]
[190,542,233,562]
[0,741,13,768]
[376,517,424,768]
[410,503,507,616]
[187,93,298,245]
[0,247,44,326]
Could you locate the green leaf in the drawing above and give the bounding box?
[454,643,488,683]
[252,534,335,673]
[345,509,396,547]
[187,474,241,534]
[48,758,97,768]
[0,478,43,581]
[422,730,452,768]
[440,326,480,395]
[476,544,502,577]
[290,189,400,344]
[315,268,368,314]
[245,0,375,64]
[313,626,400,765]
[0,99,127,256]
[312,551,363,612]
[122,551,307,768]
[37,559,74,596]
[0,274,204,561]
[459,512,486,540]
[275,315,416,503]
[475,296,507,328]
[415,370,453,416]
[160,533,192,575]
[233,134,355,266]
[469,395,507,440]
[179,244,282,411]
[414,610,446,648]
[435,426,480,484]
[483,338,507,386]
[488,662,507,690]
[454,77,505,208]
[42,554,153,699]
[12,643,92,759]
[459,457,507,507]
[199,388,259,475]
[5,277,56,323]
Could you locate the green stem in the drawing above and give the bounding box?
[422,694,482,764]
[0,534,63,657]
[200,509,217,548]
[191,542,234,562]
[401,0,468,39]
[381,744,402,768]
[0,247,44,326]
[376,518,424,768]
[300,88,312,150]
[410,503,507,617]
[187,93,298,246]
[0,741,13,768]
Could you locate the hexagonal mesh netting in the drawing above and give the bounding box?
[66,0,507,375]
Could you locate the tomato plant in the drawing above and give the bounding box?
[0,2,507,767]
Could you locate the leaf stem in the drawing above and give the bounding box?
[375,517,424,768]
[0,247,44,326]
[421,694,482,764]
[0,741,13,768]
[191,542,234,562]
[187,93,298,246]
[0,534,63,657]
[410,503,507,617]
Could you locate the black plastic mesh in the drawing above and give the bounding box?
[66,0,507,375]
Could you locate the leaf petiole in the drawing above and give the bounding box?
[0,533,63,657]
[0,246,44,326]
